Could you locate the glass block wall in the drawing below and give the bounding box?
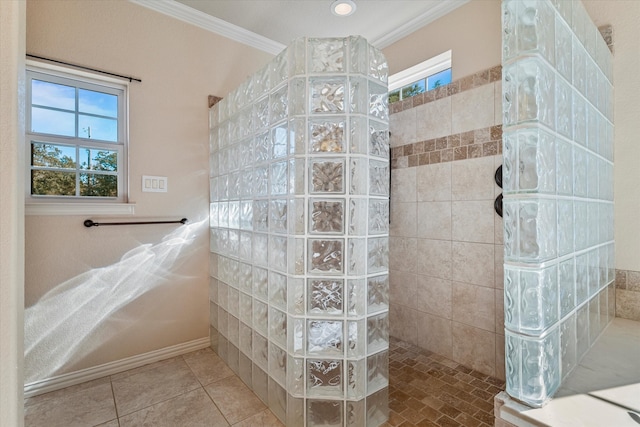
[209,36,390,426]
[502,0,614,407]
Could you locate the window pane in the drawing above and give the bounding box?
[31,107,75,136]
[31,170,76,196]
[79,89,117,118]
[401,80,426,99]
[80,173,117,197]
[31,142,76,169]
[388,91,400,103]
[79,148,118,171]
[427,68,452,90]
[78,115,118,142]
[32,79,75,110]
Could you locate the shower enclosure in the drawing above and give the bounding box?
[208,36,390,426]
[502,0,615,407]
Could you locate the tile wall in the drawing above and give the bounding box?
[615,269,640,321]
[388,65,506,380]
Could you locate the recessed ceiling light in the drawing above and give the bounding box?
[331,0,356,17]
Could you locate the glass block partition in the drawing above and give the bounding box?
[209,37,390,426]
[502,0,614,407]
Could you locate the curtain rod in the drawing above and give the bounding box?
[26,54,142,83]
[84,218,187,227]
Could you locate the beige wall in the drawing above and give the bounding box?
[1,0,26,424]
[583,1,640,272]
[24,0,272,384]
[383,0,501,79]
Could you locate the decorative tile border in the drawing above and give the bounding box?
[391,125,503,170]
[615,269,640,291]
[389,65,502,115]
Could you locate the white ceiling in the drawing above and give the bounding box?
[130,0,469,55]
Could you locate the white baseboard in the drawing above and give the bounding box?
[24,337,211,398]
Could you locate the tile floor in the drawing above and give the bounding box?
[24,337,504,427]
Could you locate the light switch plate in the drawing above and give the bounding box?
[142,175,168,192]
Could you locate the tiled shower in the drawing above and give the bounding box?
[208,37,391,426]
[502,0,614,407]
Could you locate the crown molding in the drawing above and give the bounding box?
[128,0,286,55]
[370,0,471,49]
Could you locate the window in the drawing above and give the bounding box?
[26,64,127,203]
[388,50,452,103]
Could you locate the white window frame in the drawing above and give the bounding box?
[25,60,133,215]
[388,50,452,96]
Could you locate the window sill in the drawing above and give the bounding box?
[25,203,136,216]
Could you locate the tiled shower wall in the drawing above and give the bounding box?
[502,0,614,407]
[388,66,506,380]
[209,37,391,426]
[615,269,640,321]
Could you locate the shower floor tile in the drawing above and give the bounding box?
[24,337,504,426]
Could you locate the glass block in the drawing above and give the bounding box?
[268,342,287,387]
[209,203,219,228]
[308,279,344,315]
[307,359,343,397]
[576,303,589,360]
[307,320,343,356]
[252,266,268,301]
[218,334,228,362]
[269,235,287,272]
[368,45,388,83]
[288,357,304,397]
[239,294,252,330]
[572,92,587,147]
[310,159,344,194]
[514,0,555,64]
[518,199,557,262]
[269,271,287,310]
[290,117,307,155]
[587,102,599,155]
[253,300,268,336]
[502,131,516,194]
[219,201,229,228]
[289,158,305,196]
[347,279,366,317]
[228,314,239,346]
[369,120,390,159]
[288,277,305,316]
[516,58,555,129]
[289,77,306,117]
[504,328,560,407]
[228,288,239,317]
[307,399,343,427]
[289,37,306,76]
[573,147,588,197]
[289,316,305,356]
[228,343,239,374]
[555,79,572,139]
[560,315,576,380]
[253,96,269,132]
[270,85,288,124]
[368,275,389,314]
[270,49,288,89]
[585,59,598,108]
[555,18,573,82]
[557,200,573,256]
[229,143,241,172]
[589,296,600,344]
[309,239,344,274]
[367,350,389,393]
[288,237,306,275]
[350,116,368,154]
[367,237,389,274]
[311,78,346,114]
[367,313,389,355]
[239,169,252,198]
[558,258,575,318]
[310,199,345,234]
[517,125,556,194]
[252,364,268,404]
[348,319,366,358]
[272,123,288,159]
[599,287,608,331]
[309,38,345,73]
[228,229,239,258]
[349,36,368,76]
[503,62,518,127]
[210,176,219,202]
[369,160,390,196]
[252,233,268,267]
[369,83,389,122]
[239,201,252,230]
[366,387,389,426]
[368,199,389,235]
[349,77,367,114]
[254,131,270,164]
[229,200,239,229]
[347,360,366,401]
[254,166,269,197]
[271,161,288,196]
[269,199,287,234]
[267,380,287,425]
[350,158,368,196]
[210,301,218,329]
[348,199,367,236]
[310,118,345,153]
[269,308,287,348]
[588,248,600,297]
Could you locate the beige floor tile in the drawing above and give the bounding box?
[231,409,284,426]
[119,388,229,427]
[111,358,201,416]
[205,376,266,425]
[183,347,235,386]
[95,420,120,427]
[24,377,116,427]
